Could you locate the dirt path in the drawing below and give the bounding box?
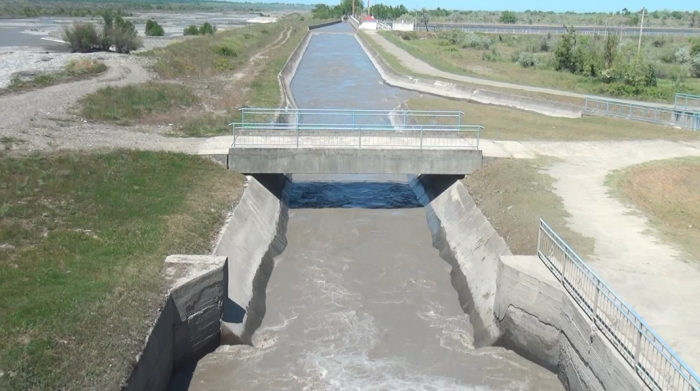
[499,139,700,369]
[364,31,675,109]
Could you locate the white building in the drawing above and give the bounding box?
[360,16,378,30]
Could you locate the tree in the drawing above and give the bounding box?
[418,8,430,32]
[603,31,620,68]
[500,10,517,24]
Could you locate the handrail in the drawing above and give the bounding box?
[584,97,700,131]
[238,108,465,115]
[674,93,700,112]
[537,219,700,391]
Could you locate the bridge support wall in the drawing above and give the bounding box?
[229,148,483,174]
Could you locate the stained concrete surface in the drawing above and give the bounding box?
[178,175,562,390]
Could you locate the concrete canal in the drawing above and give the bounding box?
[168,23,563,391]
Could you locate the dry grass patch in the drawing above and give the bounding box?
[464,158,594,256]
[0,151,244,390]
[408,97,700,141]
[607,157,700,263]
[2,59,107,95]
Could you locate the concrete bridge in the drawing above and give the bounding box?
[228,108,484,175]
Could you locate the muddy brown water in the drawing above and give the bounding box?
[169,24,564,390]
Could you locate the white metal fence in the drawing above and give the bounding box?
[537,220,700,391]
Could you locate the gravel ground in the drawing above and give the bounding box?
[0,36,179,88]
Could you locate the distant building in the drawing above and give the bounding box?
[392,21,414,31]
[360,16,378,30]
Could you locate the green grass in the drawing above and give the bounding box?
[1,59,107,95]
[178,113,230,137]
[80,82,196,123]
[359,31,419,77]
[151,22,288,79]
[464,157,595,257]
[0,151,244,390]
[378,30,700,103]
[408,97,700,141]
[606,157,700,263]
[174,18,311,137]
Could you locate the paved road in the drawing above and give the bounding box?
[364,31,676,109]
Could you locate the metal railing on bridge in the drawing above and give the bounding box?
[674,93,700,112]
[537,220,700,391]
[230,108,483,150]
[584,97,700,131]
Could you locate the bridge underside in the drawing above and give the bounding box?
[228,148,483,174]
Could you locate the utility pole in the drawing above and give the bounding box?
[637,7,645,57]
[352,0,355,18]
[367,0,371,17]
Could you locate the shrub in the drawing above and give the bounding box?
[199,22,216,35]
[517,52,540,68]
[675,46,691,64]
[691,55,700,78]
[500,10,517,24]
[539,35,550,52]
[183,25,199,36]
[145,19,164,36]
[62,22,101,52]
[482,48,501,62]
[108,16,141,53]
[660,48,676,63]
[651,37,665,48]
[215,46,237,57]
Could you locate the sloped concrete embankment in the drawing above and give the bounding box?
[214,175,289,345]
[411,176,645,391]
[122,255,228,391]
[122,175,290,391]
[353,31,582,119]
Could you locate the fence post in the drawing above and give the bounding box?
[606,101,610,115]
[629,104,632,118]
[634,327,643,370]
[232,124,236,148]
[403,111,407,129]
[420,126,423,150]
[537,220,542,257]
[592,284,601,325]
[353,110,356,129]
[359,127,362,149]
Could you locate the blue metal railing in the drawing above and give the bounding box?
[674,93,700,112]
[229,108,482,150]
[584,97,700,131]
[537,220,700,391]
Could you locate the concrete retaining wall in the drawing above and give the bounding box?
[414,176,646,390]
[122,255,228,391]
[214,175,289,345]
[353,31,583,119]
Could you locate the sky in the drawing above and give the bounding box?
[274,0,698,12]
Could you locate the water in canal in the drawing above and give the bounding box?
[172,24,563,390]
